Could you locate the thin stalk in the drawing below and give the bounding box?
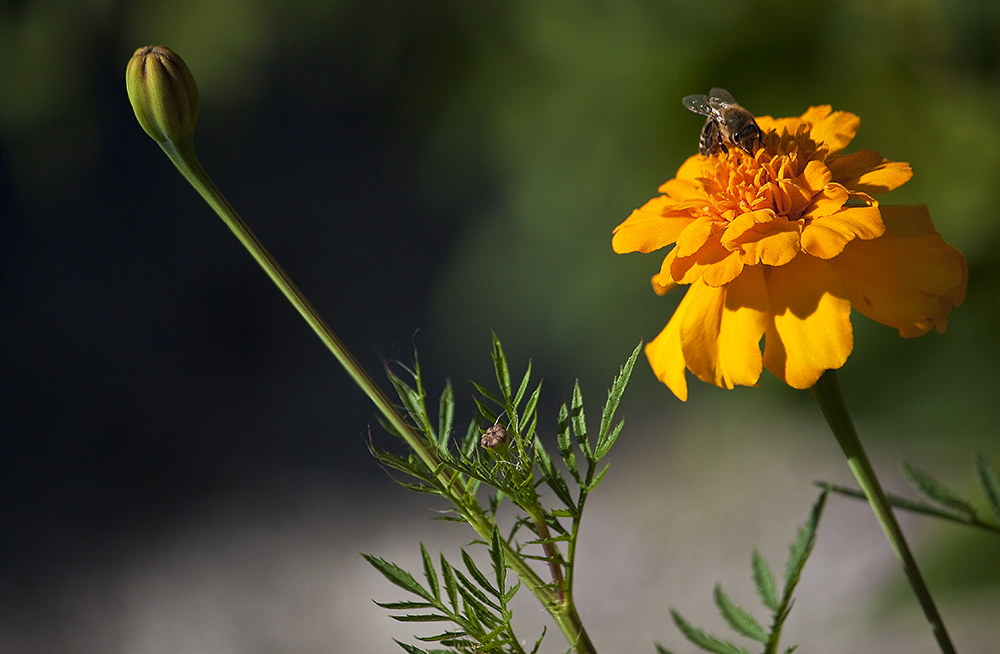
[155,137,596,653]
[811,369,956,654]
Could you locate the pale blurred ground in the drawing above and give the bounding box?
[1,405,995,653]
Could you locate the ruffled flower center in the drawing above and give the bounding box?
[697,129,869,230]
[657,122,885,293]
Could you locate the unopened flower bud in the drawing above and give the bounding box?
[126,46,200,144]
[481,423,509,449]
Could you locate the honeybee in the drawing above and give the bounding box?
[682,87,762,157]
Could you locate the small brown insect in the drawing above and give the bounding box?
[682,87,762,156]
[481,423,508,449]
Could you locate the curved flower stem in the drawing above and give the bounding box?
[153,137,596,654]
[811,369,956,654]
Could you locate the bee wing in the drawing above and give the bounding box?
[682,94,714,117]
[708,87,736,106]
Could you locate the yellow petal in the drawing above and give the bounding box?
[646,297,691,401]
[679,272,768,390]
[827,205,967,337]
[827,150,913,193]
[801,206,885,259]
[612,198,693,254]
[762,256,853,389]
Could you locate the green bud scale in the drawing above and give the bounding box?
[126,46,200,144]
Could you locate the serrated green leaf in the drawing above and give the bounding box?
[595,419,624,461]
[556,402,579,478]
[437,382,454,450]
[417,631,479,654]
[490,527,507,596]
[519,383,542,436]
[455,578,499,622]
[713,585,767,643]
[655,645,677,654]
[492,333,512,401]
[597,341,641,443]
[375,413,402,439]
[387,372,433,437]
[441,555,458,611]
[534,437,575,508]
[570,382,593,460]
[399,482,446,496]
[461,548,499,598]
[584,462,612,492]
[373,600,437,610]
[420,544,440,602]
[369,447,428,477]
[513,359,532,408]
[460,418,479,459]
[390,613,457,623]
[975,453,1000,524]
[902,463,977,519]
[751,550,779,612]
[670,610,750,654]
[783,489,827,595]
[392,638,429,654]
[363,554,434,602]
[471,382,505,411]
[529,626,547,654]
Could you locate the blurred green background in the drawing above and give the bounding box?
[1,0,998,651]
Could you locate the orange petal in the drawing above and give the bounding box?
[827,205,967,337]
[801,205,885,259]
[671,240,744,287]
[674,217,716,258]
[798,159,834,193]
[657,175,706,201]
[671,155,710,186]
[827,150,913,193]
[804,184,850,219]
[646,296,692,401]
[612,198,693,254]
[651,249,679,295]
[722,210,801,267]
[756,114,806,139]
[679,273,768,390]
[804,107,860,155]
[762,256,853,389]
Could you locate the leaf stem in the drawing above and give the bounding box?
[154,137,596,653]
[810,369,956,654]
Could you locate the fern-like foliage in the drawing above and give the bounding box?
[364,529,544,654]
[820,453,1000,535]
[365,334,641,652]
[656,489,828,654]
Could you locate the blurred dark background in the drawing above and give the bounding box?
[1,0,998,651]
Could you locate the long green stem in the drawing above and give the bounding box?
[156,137,595,653]
[811,369,956,654]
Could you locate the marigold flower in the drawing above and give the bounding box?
[613,105,967,401]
